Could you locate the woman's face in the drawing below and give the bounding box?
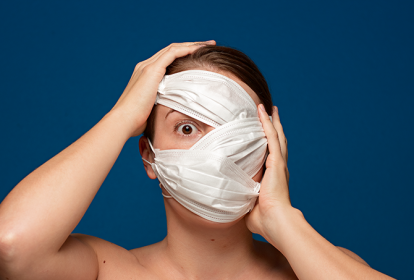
[139,68,265,226]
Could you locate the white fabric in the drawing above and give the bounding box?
[143,70,271,223]
[159,183,173,198]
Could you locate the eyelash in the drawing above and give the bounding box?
[173,120,201,137]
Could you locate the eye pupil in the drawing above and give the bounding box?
[182,125,192,134]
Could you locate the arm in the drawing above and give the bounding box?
[0,40,215,280]
[0,109,130,280]
[246,105,395,280]
[337,246,370,266]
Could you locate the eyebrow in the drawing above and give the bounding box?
[165,108,176,119]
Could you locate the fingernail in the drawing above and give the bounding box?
[273,106,278,113]
[259,104,266,112]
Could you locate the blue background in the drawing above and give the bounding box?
[1,0,412,279]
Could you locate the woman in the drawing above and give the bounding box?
[0,40,394,279]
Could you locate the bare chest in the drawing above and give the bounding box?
[96,257,298,280]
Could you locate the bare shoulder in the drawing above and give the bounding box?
[336,246,370,266]
[71,233,153,280]
[129,239,167,272]
[253,239,299,279]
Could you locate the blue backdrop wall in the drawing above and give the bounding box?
[0,1,412,279]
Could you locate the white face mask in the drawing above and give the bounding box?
[142,70,271,223]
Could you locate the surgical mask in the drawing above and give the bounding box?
[142,70,271,223]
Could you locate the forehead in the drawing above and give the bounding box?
[187,68,261,107]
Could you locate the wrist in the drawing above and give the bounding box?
[260,205,305,251]
[105,108,145,139]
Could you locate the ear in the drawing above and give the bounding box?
[139,136,157,180]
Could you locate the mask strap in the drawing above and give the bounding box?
[142,157,152,165]
[159,183,172,198]
[147,138,156,153]
[142,139,156,165]
[141,139,172,199]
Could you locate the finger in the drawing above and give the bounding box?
[258,104,284,165]
[135,44,199,75]
[271,106,288,164]
[142,41,209,65]
[258,104,291,205]
[272,106,289,186]
[122,42,217,107]
[149,43,216,74]
[124,41,215,97]
[136,41,216,73]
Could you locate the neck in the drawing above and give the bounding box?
[160,200,258,279]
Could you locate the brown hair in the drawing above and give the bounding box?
[144,45,273,142]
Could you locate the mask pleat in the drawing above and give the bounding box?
[147,70,270,223]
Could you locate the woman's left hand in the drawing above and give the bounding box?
[246,105,397,280]
[245,104,292,240]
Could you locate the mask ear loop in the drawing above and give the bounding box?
[141,140,173,199]
[142,138,156,165]
[159,183,173,198]
[141,159,173,199]
[147,138,156,153]
[142,157,152,165]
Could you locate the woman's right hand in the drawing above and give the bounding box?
[110,40,216,138]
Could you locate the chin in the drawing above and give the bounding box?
[164,196,247,230]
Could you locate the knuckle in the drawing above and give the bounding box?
[268,156,285,168]
[266,154,278,165]
[141,65,153,73]
[270,129,279,138]
[275,122,283,130]
[169,46,180,53]
[266,129,277,139]
[134,62,143,70]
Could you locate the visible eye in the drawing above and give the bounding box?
[174,121,199,137]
